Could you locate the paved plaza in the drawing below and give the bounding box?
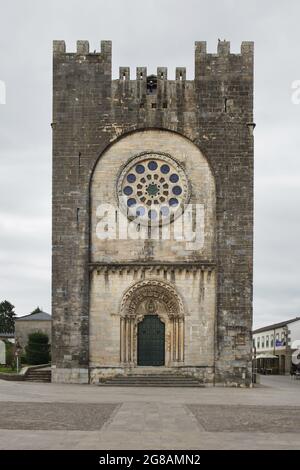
[0,376,300,449]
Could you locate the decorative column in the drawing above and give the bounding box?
[170,316,184,363]
[169,317,174,363]
[125,317,129,363]
[172,318,176,361]
[175,318,179,361]
[120,316,135,365]
[130,318,134,364]
[179,317,184,362]
[120,317,125,363]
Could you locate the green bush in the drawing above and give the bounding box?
[25,331,50,365]
[4,341,14,368]
[20,354,27,365]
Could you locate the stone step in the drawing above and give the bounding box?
[25,369,51,383]
[102,380,202,384]
[26,374,50,377]
[126,368,177,374]
[25,379,51,383]
[101,382,202,386]
[100,383,204,387]
[124,375,195,378]
[100,377,202,381]
[27,371,50,375]
[99,374,204,387]
[119,376,199,379]
[107,378,200,382]
[25,376,51,379]
[26,374,51,378]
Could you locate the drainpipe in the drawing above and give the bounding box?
[274,328,276,374]
[284,326,288,374]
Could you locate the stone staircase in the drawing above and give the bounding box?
[25,368,51,383]
[99,373,204,387]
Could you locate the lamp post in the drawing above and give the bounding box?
[14,339,22,374]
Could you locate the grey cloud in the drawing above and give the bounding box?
[0,0,299,326]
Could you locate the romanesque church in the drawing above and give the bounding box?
[52,39,254,386]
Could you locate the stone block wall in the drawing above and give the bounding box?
[15,320,52,350]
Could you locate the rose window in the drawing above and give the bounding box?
[117,152,190,225]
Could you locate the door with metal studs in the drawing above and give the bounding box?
[137,315,165,366]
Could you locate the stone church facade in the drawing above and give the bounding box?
[52,39,254,386]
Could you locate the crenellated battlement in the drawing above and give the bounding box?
[53,39,112,56]
[53,40,253,80]
[194,40,254,56]
[195,40,254,78]
[117,66,187,82]
[53,38,253,123]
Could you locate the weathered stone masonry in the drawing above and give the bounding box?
[52,39,254,385]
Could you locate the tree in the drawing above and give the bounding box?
[25,331,50,365]
[31,306,42,314]
[4,341,14,368]
[0,300,16,333]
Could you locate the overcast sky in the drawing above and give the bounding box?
[0,0,299,328]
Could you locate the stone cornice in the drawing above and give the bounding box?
[89,261,216,273]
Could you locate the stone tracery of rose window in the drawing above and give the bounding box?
[117,152,190,225]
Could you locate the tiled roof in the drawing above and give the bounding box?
[15,311,51,321]
[253,317,300,334]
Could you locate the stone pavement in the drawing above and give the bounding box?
[0,375,300,449]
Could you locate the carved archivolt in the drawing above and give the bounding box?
[120,279,185,319]
[119,279,185,364]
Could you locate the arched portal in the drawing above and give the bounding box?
[120,279,185,367]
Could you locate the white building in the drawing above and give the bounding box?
[253,317,300,374]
